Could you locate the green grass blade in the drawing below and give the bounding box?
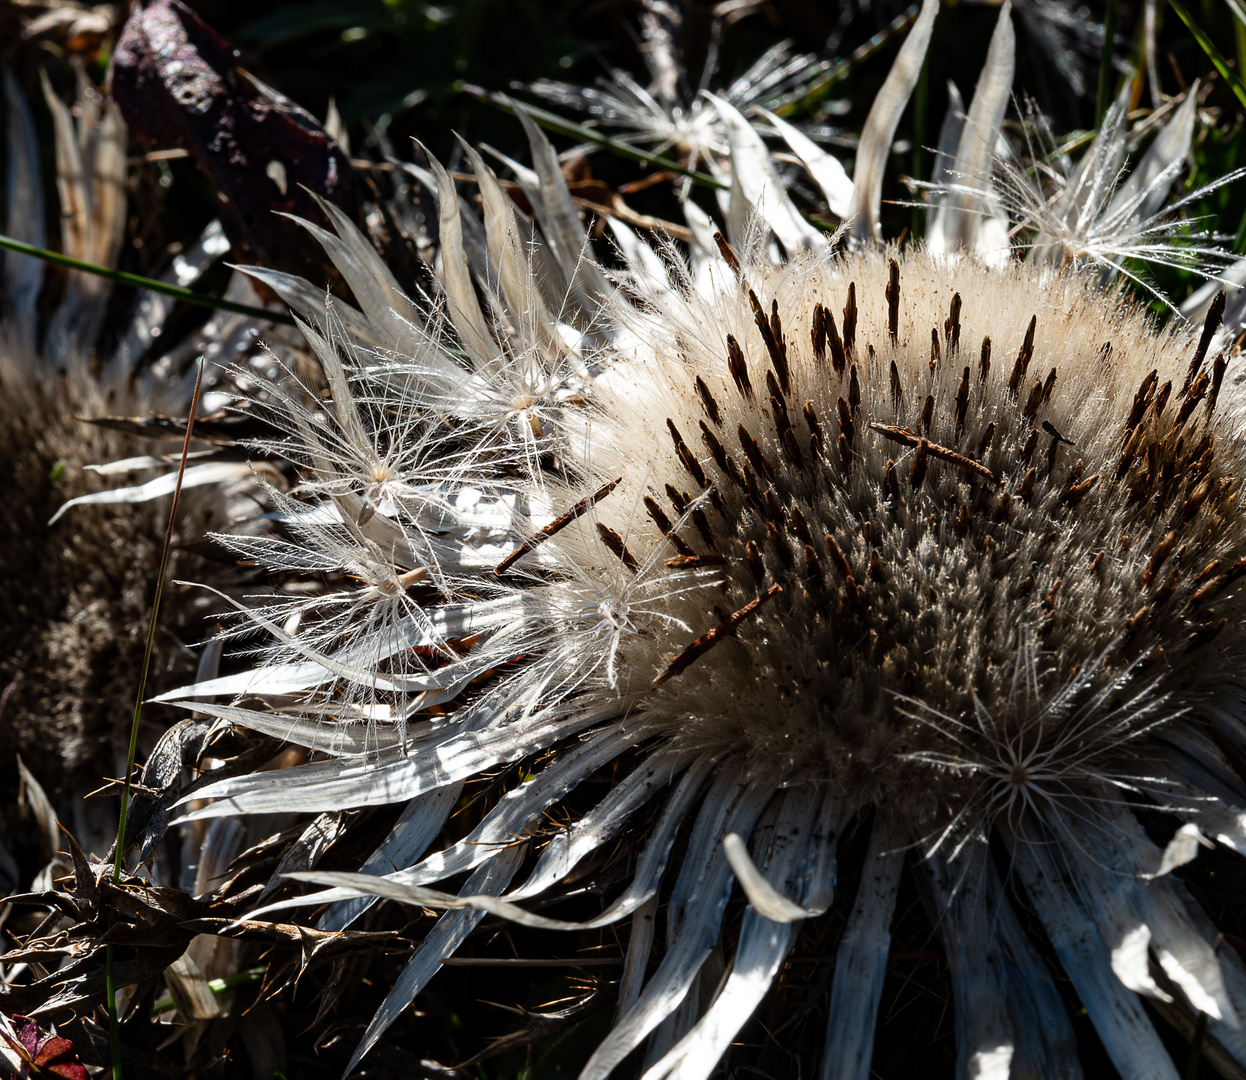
[1168,0,1246,109]
[776,3,920,117]
[1097,0,1120,127]
[0,233,296,326]
[150,967,269,1016]
[107,356,209,1080]
[460,85,727,190]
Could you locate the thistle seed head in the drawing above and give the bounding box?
[542,247,1245,842]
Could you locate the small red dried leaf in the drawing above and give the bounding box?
[2,1015,88,1080]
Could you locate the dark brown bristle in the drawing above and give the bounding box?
[738,423,777,483]
[884,459,899,503]
[1187,618,1228,651]
[838,432,853,471]
[783,429,807,471]
[812,304,827,363]
[868,549,884,581]
[712,231,741,277]
[495,477,622,574]
[890,360,903,409]
[695,376,722,427]
[886,259,900,345]
[1046,433,1062,474]
[1116,424,1145,480]
[1124,370,1158,433]
[644,495,696,557]
[1041,368,1058,403]
[824,534,854,583]
[789,504,814,547]
[1008,315,1037,395]
[1184,290,1226,395]
[745,540,765,579]
[1065,473,1099,506]
[769,300,791,393]
[1126,606,1149,637]
[1142,531,1177,587]
[1018,467,1037,503]
[665,483,688,515]
[726,335,753,399]
[596,522,640,573]
[919,394,934,435]
[979,337,991,382]
[946,293,962,353]
[826,308,847,372]
[668,419,709,491]
[743,461,765,504]
[652,585,782,686]
[767,374,794,450]
[765,369,786,406]
[1197,559,1223,582]
[804,401,825,455]
[1183,477,1213,521]
[767,521,794,565]
[954,504,972,537]
[911,438,929,489]
[954,366,971,438]
[977,422,996,458]
[1154,380,1173,417]
[691,507,717,549]
[763,488,785,523]
[666,554,727,569]
[1021,428,1039,463]
[996,491,1013,522]
[1176,373,1209,429]
[700,421,745,490]
[930,328,941,372]
[843,282,857,355]
[1192,575,1228,605]
[804,543,824,582]
[644,494,673,534]
[1023,380,1044,420]
[1209,354,1228,415]
[837,397,854,445]
[749,290,791,395]
[849,365,861,411]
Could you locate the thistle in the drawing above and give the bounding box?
[525,0,828,185]
[159,2,1246,1077]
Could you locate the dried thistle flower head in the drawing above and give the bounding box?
[176,236,1246,1078]
[160,3,1246,1077]
[525,0,828,182]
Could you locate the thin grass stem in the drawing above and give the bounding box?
[1097,0,1120,127]
[0,234,295,327]
[460,86,726,190]
[106,356,208,1080]
[1168,0,1246,109]
[776,3,921,117]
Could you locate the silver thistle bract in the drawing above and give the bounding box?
[164,3,1246,1077]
